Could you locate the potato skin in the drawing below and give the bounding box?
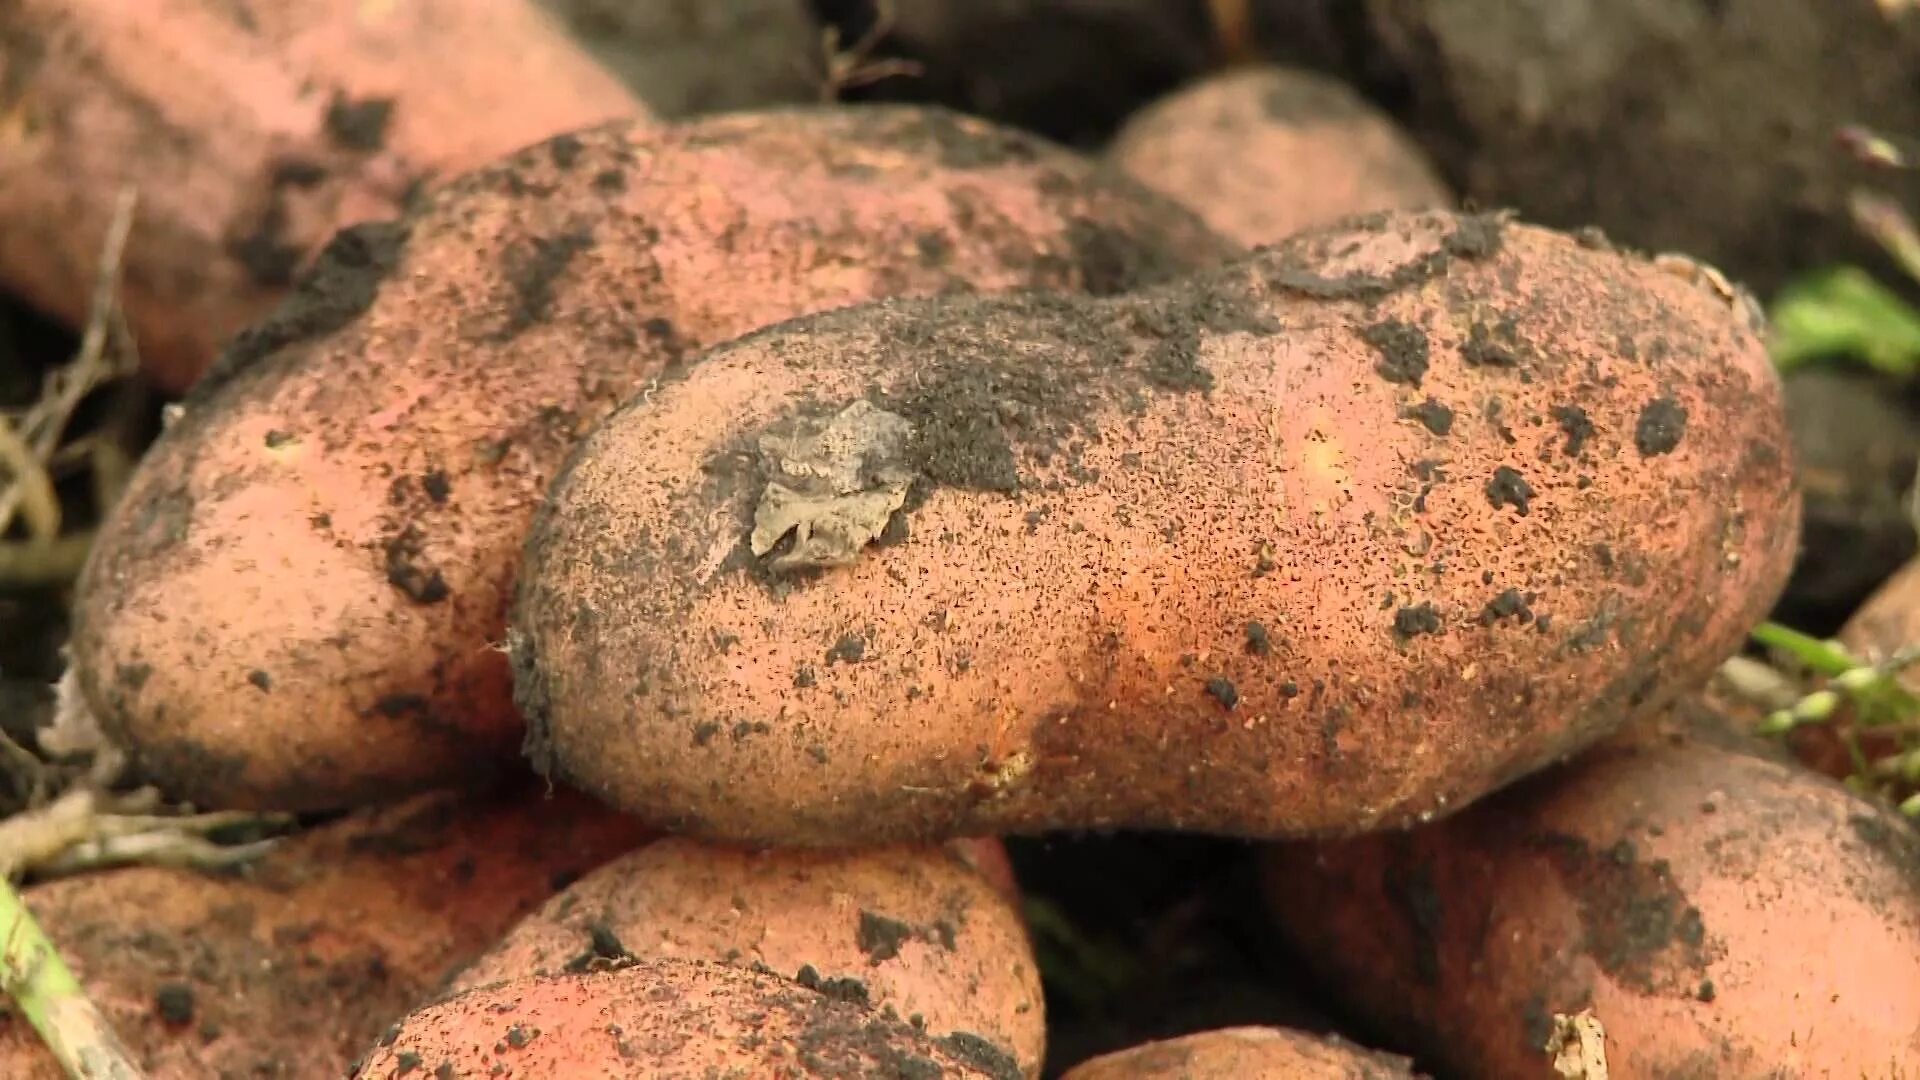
[449,838,1045,1076]
[514,209,1798,846]
[70,105,1236,812]
[1059,1026,1420,1079]
[352,960,1021,1079]
[1109,65,1452,246]
[0,0,644,393]
[1260,718,1920,1078]
[0,784,650,1079]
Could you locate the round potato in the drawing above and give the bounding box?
[1060,1026,1420,1079]
[70,105,1236,812]
[0,0,645,393]
[450,837,1044,1076]
[1260,715,1920,1078]
[352,960,1021,1079]
[512,208,1798,846]
[0,784,649,1079]
[1109,65,1452,247]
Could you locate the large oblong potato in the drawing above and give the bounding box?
[0,0,646,392]
[1259,713,1920,1078]
[1108,65,1452,247]
[513,209,1799,846]
[449,837,1045,1076]
[1059,1026,1420,1079]
[353,960,1021,1079]
[71,105,1235,812]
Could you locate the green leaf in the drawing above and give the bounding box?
[1770,267,1920,376]
[1750,621,1860,676]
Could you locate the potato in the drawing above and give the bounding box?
[449,837,1045,1076]
[1259,714,1920,1078]
[1059,1026,1421,1079]
[512,208,1798,846]
[537,0,823,118]
[1108,66,1452,247]
[352,959,1023,1078]
[0,0,645,393]
[0,784,650,1079]
[70,105,1236,812]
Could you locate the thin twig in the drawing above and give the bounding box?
[0,419,58,541]
[0,875,145,1078]
[0,187,137,538]
[816,0,922,102]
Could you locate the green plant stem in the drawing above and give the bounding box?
[0,876,143,1078]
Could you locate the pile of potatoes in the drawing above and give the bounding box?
[2,3,1916,1077]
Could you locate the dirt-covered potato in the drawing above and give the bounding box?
[1260,715,1920,1078]
[352,960,1022,1079]
[0,785,649,1079]
[70,105,1235,812]
[513,208,1798,846]
[1350,0,1920,298]
[537,0,824,117]
[1060,1026,1421,1079]
[450,837,1045,1076]
[0,0,646,393]
[1108,65,1451,247]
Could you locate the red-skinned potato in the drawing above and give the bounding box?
[1060,1026,1422,1079]
[352,960,1022,1079]
[0,784,651,1079]
[511,209,1798,846]
[70,105,1237,812]
[449,837,1044,1076]
[0,0,646,393]
[1260,712,1920,1078]
[1108,65,1453,246]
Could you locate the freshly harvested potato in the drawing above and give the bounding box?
[0,784,650,1079]
[450,837,1045,1076]
[537,0,824,117]
[1060,1026,1421,1079]
[513,208,1798,846]
[70,105,1235,812]
[0,0,645,393]
[1260,715,1920,1078]
[353,959,1022,1079]
[1108,65,1452,247]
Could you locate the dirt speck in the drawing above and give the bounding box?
[1462,318,1526,368]
[499,230,594,338]
[1634,397,1688,456]
[154,983,195,1026]
[826,634,868,666]
[1394,602,1444,640]
[1403,398,1454,436]
[1536,832,1712,994]
[1485,466,1534,516]
[1551,404,1596,457]
[1363,319,1430,386]
[325,93,394,151]
[1245,621,1273,656]
[1205,676,1239,709]
[855,910,914,963]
